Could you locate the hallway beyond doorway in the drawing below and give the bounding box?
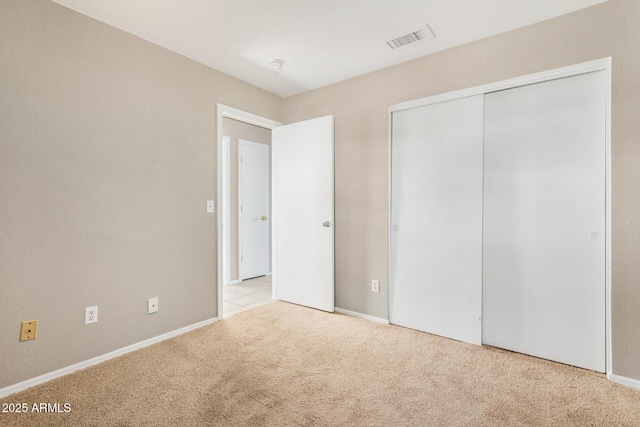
[223,276,273,317]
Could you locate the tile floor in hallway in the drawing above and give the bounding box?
[223,275,273,317]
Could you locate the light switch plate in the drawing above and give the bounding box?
[206,200,214,213]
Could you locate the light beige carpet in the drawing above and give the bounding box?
[1,301,640,426]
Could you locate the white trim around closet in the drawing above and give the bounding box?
[391,58,611,113]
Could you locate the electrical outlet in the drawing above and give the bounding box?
[371,280,380,293]
[85,306,98,324]
[20,320,38,342]
[148,297,158,314]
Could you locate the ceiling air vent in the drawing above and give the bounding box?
[386,25,435,50]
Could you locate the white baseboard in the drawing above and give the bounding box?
[226,279,241,285]
[609,373,640,390]
[335,307,389,325]
[0,317,219,399]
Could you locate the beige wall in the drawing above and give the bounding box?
[284,0,640,380]
[4,0,640,391]
[221,117,272,282]
[0,0,282,389]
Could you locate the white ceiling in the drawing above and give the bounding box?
[51,0,606,98]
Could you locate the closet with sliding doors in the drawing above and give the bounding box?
[389,59,609,373]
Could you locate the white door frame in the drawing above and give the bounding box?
[388,57,612,376]
[217,104,282,318]
[221,135,231,287]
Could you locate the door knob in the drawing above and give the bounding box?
[261,216,267,221]
[323,221,333,228]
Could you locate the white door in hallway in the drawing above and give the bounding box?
[239,139,270,280]
[482,71,606,372]
[272,116,334,312]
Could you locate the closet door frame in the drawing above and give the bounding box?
[388,57,612,376]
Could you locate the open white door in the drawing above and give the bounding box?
[272,116,334,312]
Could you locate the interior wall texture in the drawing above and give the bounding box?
[221,117,272,282]
[284,0,640,380]
[0,0,283,389]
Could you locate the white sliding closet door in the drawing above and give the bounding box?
[483,71,606,372]
[390,95,483,345]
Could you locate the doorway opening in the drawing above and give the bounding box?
[217,105,336,318]
[217,105,282,318]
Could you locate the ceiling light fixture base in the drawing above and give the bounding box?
[268,59,284,70]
